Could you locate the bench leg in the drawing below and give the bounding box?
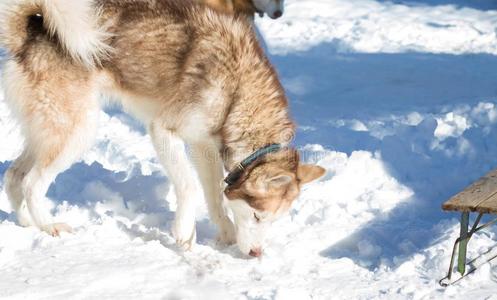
[458,212,470,275]
[440,213,489,286]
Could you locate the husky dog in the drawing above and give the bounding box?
[198,0,285,19]
[1,0,324,257]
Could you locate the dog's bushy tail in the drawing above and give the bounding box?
[0,0,111,68]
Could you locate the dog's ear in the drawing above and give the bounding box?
[266,174,293,188]
[254,172,293,194]
[243,171,294,197]
[224,173,292,200]
[297,164,325,184]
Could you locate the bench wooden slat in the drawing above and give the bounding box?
[473,192,497,214]
[443,169,497,213]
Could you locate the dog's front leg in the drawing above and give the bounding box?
[150,122,199,250]
[190,141,236,245]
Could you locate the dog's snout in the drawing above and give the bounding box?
[249,248,263,258]
[273,10,282,18]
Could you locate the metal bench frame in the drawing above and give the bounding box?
[440,212,497,286]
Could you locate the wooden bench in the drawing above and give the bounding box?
[440,169,497,286]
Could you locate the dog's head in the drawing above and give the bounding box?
[252,0,285,19]
[224,148,325,257]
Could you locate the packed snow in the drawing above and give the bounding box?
[2,0,497,299]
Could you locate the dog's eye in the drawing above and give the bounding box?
[253,213,261,223]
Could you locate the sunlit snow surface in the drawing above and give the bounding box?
[2,0,497,298]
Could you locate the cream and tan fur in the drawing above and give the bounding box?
[198,0,285,20]
[1,0,323,257]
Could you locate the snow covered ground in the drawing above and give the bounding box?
[2,0,497,298]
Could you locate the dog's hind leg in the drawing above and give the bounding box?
[23,102,98,236]
[2,62,99,235]
[190,141,236,245]
[149,122,200,250]
[21,106,98,236]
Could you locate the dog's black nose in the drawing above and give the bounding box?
[273,10,283,18]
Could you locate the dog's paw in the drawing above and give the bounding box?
[172,218,196,250]
[216,219,236,245]
[41,223,73,237]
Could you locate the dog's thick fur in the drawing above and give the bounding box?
[1,0,323,256]
[198,0,284,19]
